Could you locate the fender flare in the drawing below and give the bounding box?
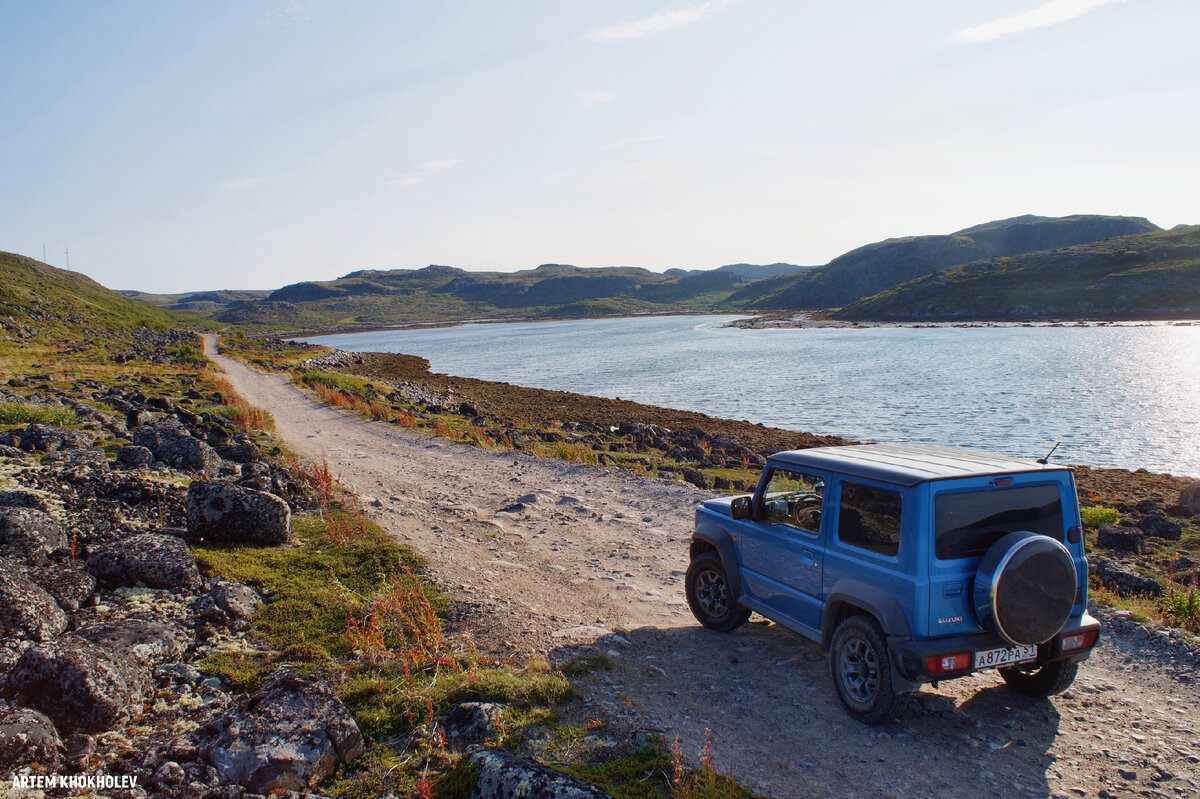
[691,524,744,601]
[822,578,912,647]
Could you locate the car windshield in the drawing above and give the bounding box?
[934,484,1064,560]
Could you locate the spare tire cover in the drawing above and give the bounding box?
[973,531,1077,646]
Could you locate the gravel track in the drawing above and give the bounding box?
[203,335,1200,799]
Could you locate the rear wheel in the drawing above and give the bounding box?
[829,615,909,724]
[999,660,1079,696]
[685,552,750,632]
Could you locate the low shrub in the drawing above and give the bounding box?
[1080,506,1120,527]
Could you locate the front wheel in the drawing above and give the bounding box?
[999,660,1079,697]
[829,615,909,724]
[685,552,750,632]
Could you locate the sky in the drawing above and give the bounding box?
[1,0,1196,293]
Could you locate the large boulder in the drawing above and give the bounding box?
[3,636,151,733]
[186,481,291,545]
[468,749,613,799]
[17,423,93,453]
[86,533,202,591]
[133,419,220,474]
[204,670,364,792]
[116,444,155,469]
[1092,558,1162,598]
[0,706,63,776]
[1096,523,1145,554]
[1180,480,1200,514]
[0,564,68,641]
[74,618,188,669]
[27,562,96,612]
[0,507,67,562]
[42,447,109,472]
[1138,515,1183,542]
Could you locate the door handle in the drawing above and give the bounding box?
[800,550,817,567]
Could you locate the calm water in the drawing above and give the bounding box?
[302,316,1200,476]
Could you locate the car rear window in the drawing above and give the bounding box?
[935,485,1064,560]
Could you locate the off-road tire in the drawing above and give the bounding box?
[685,552,750,632]
[829,615,909,724]
[999,659,1079,697]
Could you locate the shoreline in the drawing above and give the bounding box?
[261,311,1200,340]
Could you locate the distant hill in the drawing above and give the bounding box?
[834,225,1200,320]
[714,262,816,280]
[731,215,1160,309]
[121,288,271,313]
[1,251,177,336]
[215,262,762,331]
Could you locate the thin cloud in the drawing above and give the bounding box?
[575,90,615,107]
[386,158,461,187]
[952,0,1127,43]
[223,177,263,191]
[588,0,736,41]
[259,0,310,25]
[601,135,668,150]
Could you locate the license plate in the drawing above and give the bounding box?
[974,644,1037,669]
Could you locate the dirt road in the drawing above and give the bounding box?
[203,335,1200,799]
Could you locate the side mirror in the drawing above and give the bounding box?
[731,496,753,520]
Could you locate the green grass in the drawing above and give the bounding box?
[297,369,375,395]
[0,401,78,426]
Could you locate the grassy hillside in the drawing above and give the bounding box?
[834,225,1200,320]
[211,262,761,332]
[731,215,1160,310]
[1,251,178,338]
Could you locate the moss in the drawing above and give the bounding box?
[559,744,673,799]
[197,651,273,691]
[434,758,478,799]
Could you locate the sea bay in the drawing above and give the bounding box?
[302,316,1200,476]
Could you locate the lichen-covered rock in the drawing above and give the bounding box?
[0,490,50,511]
[86,533,202,591]
[116,444,156,469]
[1092,558,1162,597]
[468,749,613,798]
[27,562,96,612]
[42,446,109,471]
[186,481,291,545]
[1138,515,1182,541]
[218,440,261,464]
[237,461,273,492]
[0,507,67,561]
[204,669,364,792]
[3,636,151,733]
[17,423,93,453]
[1096,523,1145,554]
[74,617,189,669]
[0,706,63,776]
[1179,480,1200,513]
[440,702,505,746]
[199,579,263,625]
[133,419,221,473]
[0,563,69,641]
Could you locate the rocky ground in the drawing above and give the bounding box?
[208,336,1200,799]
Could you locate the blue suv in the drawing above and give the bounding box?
[687,444,1101,724]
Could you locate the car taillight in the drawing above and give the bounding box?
[1060,629,1099,652]
[926,652,971,674]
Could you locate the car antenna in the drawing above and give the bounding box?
[1037,442,1060,465]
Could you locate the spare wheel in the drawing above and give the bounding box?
[973,531,1077,646]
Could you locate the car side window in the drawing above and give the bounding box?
[760,468,825,535]
[838,482,902,557]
